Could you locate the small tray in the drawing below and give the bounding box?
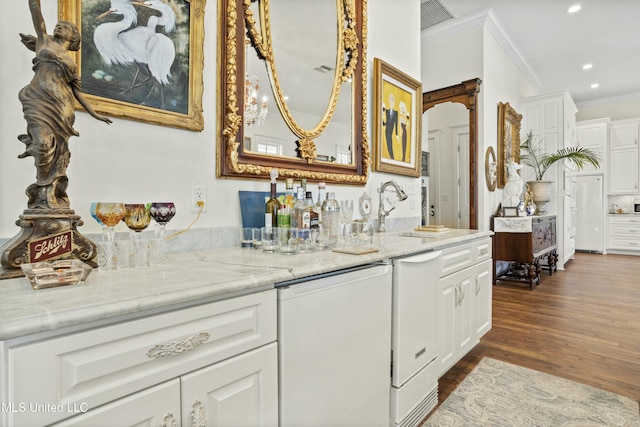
[21,259,92,290]
[332,246,379,255]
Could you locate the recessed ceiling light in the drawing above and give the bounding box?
[590,83,600,89]
[582,63,593,70]
[568,4,581,13]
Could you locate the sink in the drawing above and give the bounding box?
[398,231,447,238]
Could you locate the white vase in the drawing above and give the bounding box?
[527,180,553,215]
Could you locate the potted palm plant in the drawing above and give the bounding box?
[520,131,602,214]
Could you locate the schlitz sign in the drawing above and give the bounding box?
[27,231,73,263]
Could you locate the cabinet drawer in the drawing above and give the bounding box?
[609,236,640,251]
[609,225,640,236]
[440,238,491,277]
[7,290,276,427]
[608,216,640,226]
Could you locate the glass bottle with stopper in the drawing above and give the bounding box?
[265,169,279,227]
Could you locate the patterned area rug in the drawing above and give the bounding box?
[423,358,640,426]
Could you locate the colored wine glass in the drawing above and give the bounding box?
[95,202,126,241]
[149,202,176,240]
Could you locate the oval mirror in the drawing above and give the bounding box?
[217,0,368,184]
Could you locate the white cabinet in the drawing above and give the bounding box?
[607,215,640,253]
[576,119,609,175]
[609,149,639,193]
[608,120,639,194]
[5,290,278,427]
[51,344,278,427]
[520,91,577,269]
[438,265,473,375]
[437,239,492,378]
[180,343,278,427]
[610,120,639,149]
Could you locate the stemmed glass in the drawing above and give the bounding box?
[95,202,126,242]
[339,200,354,241]
[123,204,152,238]
[124,204,152,267]
[90,202,104,226]
[149,202,176,240]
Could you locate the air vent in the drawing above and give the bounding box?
[314,65,334,74]
[421,0,454,30]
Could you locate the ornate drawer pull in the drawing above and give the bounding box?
[162,413,177,427]
[147,332,210,359]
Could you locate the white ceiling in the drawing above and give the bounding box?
[432,0,640,106]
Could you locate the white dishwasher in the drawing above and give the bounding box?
[278,263,393,427]
[390,250,442,427]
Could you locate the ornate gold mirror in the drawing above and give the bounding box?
[217,0,368,184]
[423,78,482,229]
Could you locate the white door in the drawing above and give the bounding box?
[180,343,278,427]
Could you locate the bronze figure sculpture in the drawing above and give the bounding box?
[1,0,112,279]
[19,0,112,209]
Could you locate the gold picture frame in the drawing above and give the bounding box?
[497,101,522,188]
[59,0,205,131]
[373,58,422,177]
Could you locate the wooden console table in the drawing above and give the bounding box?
[491,215,558,289]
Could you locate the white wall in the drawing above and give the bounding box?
[0,0,423,241]
[420,10,538,230]
[577,97,640,122]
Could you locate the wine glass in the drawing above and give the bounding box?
[339,200,354,241]
[124,204,152,267]
[149,202,176,240]
[95,202,126,242]
[90,202,104,226]
[123,204,152,236]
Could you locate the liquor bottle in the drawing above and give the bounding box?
[284,178,295,209]
[306,191,319,229]
[321,191,340,240]
[292,187,308,228]
[265,169,279,227]
[277,203,291,228]
[314,182,326,224]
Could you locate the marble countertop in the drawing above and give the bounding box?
[0,229,492,341]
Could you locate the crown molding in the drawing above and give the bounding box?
[576,91,640,108]
[421,8,544,93]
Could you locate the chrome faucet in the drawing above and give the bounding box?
[377,180,408,232]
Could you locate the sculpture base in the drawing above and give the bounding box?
[0,209,96,280]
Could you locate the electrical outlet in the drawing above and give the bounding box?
[192,186,207,212]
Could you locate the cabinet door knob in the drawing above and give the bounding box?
[162,413,177,427]
[191,400,206,427]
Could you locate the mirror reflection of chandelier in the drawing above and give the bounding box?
[244,74,268,126]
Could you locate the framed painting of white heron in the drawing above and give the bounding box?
[59,0,205,131]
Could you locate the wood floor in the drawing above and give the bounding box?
[438,252,640,407]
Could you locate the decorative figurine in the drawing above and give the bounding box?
[1,0,112,279]
[501,160,524,208]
